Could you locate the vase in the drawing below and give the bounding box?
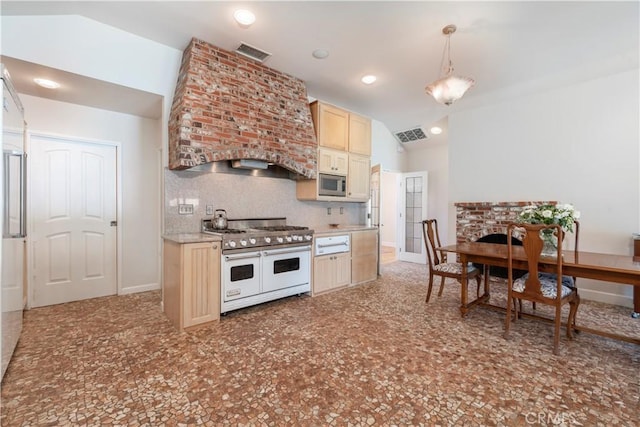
[540,230,558,257]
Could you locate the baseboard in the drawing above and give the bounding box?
[119,282,160,295]
[579,288,633,308]
[381,241,396,248]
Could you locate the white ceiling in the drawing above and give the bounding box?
[2,1,638,144]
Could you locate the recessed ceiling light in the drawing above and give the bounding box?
[361,75,377,85]
[33,78,60,89]
[234,9,256,27]
[430,126,443,135]
[312,49,329,59]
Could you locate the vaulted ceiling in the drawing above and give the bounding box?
[2,1,638,142]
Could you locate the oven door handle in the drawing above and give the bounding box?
[262,246,311,257]
[317,242,349,248]
[224,252,262,261]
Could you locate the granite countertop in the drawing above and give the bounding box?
[162,233,222,244]
[313,224,378,234]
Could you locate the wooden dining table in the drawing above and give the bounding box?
[438,242,640,345]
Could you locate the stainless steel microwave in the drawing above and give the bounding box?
[318,173,346,197]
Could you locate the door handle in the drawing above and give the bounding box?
[110,221,117,227]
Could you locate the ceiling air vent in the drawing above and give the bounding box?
[235,42,272,62]
[394,126,429,144]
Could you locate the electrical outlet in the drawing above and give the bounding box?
[206,205,214,216]
[327,207,332,215]
[178,204,194,215]
[340,207,344,215]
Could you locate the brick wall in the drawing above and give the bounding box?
[455,201,557,243]
[168,38,318,178]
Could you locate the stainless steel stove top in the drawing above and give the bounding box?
[202,217,313,251]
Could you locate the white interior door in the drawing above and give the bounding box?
[398,171,428,264]
[31,136,117,307]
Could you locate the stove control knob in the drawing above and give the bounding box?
[277,237,284,243]
[228,241,237,248]
[264,237,272,244]
[305,234,313,241]
[286,236,293,242]
[249,238,256,245]
[291,235,298,241]
[240,239,248,246]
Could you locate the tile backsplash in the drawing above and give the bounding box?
[164,169,366,234]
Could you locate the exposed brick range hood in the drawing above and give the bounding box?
[168,38,318,178]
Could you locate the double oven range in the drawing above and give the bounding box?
[202,217,314,314]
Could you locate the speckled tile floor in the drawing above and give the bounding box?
[1,261,639,426]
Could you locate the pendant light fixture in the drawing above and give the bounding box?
[425,25,475,106]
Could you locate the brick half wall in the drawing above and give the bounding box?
[455,201,557,243]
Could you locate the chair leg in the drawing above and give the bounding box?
[426,272,435,302]
[475,275,481,298]
[567,293,581,338]
[504,296,512,339]
[517,299,523,319]
[553,304,562,355]
[437,276,446,297]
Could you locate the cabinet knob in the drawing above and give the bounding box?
[212,244,218,249]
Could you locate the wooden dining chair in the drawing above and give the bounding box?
[530,220,580,312]
[422,219,482,303]
[504,223,580,355]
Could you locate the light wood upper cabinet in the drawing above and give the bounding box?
[348,154,371,201]
[318,148,349,175]
[348,113,372,155]
[300,101,372,202]
[163,240,221,331]
[311,102,349,151]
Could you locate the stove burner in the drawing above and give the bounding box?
[201,217,313,251]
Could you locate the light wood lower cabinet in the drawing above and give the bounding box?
[163,240,221,330]
[351,230,379,284]
[313,252,351,295]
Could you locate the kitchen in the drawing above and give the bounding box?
[1,1,639,425]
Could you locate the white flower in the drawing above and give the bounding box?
[541,210,553,218]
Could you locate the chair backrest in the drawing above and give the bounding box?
[507,223,564,299]
[422,219,443,267]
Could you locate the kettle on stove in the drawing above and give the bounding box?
[213,209,228,229]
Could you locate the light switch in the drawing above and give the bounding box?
[206,205,214,215]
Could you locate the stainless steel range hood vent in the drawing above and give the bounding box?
[231,159,269,170]
[186,160,297,180]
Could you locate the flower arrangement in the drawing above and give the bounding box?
[517,203,580,233]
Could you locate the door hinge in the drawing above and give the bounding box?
[110,221,117,227]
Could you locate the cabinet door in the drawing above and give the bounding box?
[334,253,352,287]
[183,242,220,328]
[348,154,371,201]
[318,149,349,175]
[349,113,371,155]
[313,253,351,294]
[313,255,335,294]
[318,103,349,150]
[351,230,379,284]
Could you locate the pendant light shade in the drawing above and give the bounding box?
[425,25,475,106]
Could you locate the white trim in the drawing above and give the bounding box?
[26,130,121,306]
[381,241,396,248]
[119,282,160,295]
[578,288,633,309]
